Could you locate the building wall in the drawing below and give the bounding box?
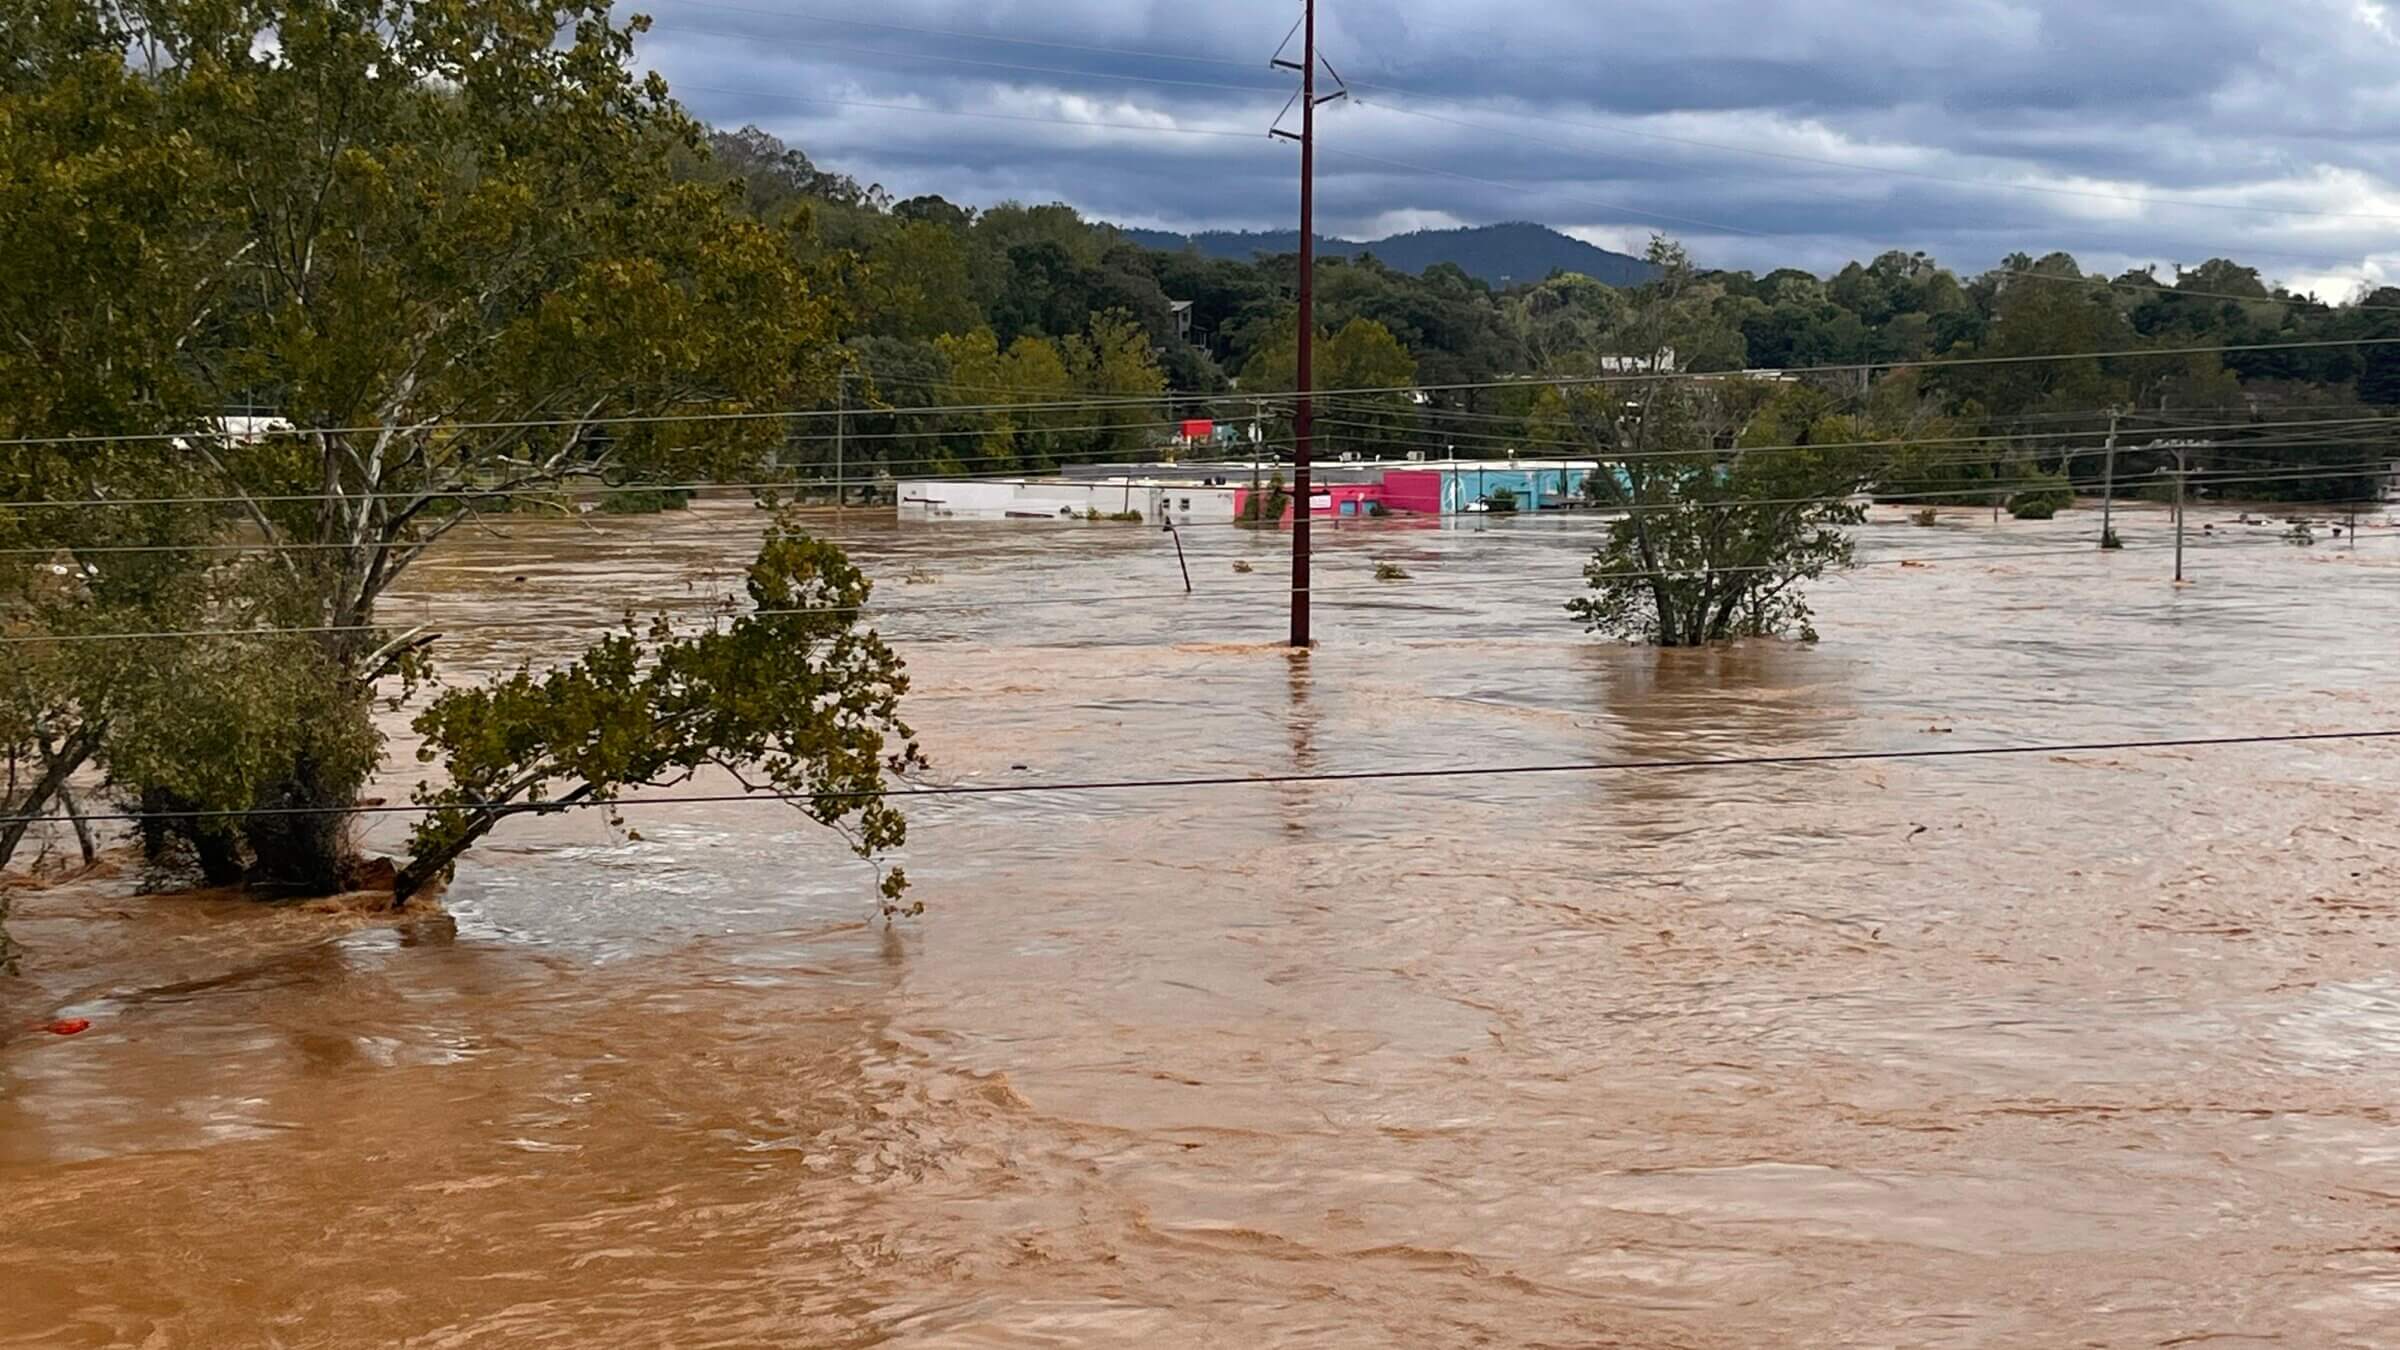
[897,479,1239,523]
[1380,465,1599,515]
[1232,482,1386,522]
[1380,470,1444,515]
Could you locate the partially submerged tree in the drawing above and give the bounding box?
[1,0,917,902]
[1551,239,1890,646]
[402,515,923,912]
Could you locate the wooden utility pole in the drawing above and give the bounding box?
[2099,406,2122,549]
[2173,444,2187,582]
[832,368,851,512]
[1271,1,1343,648]
[2151,438,2207,582]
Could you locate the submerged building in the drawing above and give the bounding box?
[895,458,1614,524]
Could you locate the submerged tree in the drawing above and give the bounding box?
[0,0,918,902]
[402,516,923,911]
[1552,239,1889,646]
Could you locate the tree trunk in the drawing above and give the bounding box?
[395,783,595,904]
[0,727,98,872]
[139,788,247,886]
[241,753,354,896]
[55,780,98,866]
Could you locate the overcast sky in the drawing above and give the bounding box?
[633,0,2400,293]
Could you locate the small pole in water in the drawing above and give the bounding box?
[2172,442,2189,583]
[2099,406,2121,549]
[832,367,850,513]
[1167,521,1192,594]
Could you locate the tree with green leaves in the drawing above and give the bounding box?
[401,515,923,912]
[1,0,918,905]
[1240,315,1421,456]
[1551,241,1890,646]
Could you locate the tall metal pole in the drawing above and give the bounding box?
[2099,406,2120,549]
[1290,0,1317,649]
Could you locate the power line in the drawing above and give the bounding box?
[15,336,2392,454]
[679,36,1287,96]
[1317,138,2400,314]
[652,0,1270,71]
[680,70,2400,311]
[1339,79,2400,226]
[3,532,2382,645]
[4,427,2380,528]
[675,86,1268,140]
[6,728,2393,829]
[4,432,2380,533]
[647,2,2400,227]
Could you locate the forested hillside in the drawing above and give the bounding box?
[693,125,2399,504]
[1118,222,1659,288]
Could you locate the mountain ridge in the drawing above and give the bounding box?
[1117,221,1658,288]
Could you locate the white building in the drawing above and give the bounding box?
[896,477,1240,524]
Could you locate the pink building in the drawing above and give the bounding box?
[1231,482,1386,522]
[1378,469,1444,515]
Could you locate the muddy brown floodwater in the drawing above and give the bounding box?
[3,501,2398,1347]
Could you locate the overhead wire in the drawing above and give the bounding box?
[7,423,2392,529]
[3,529,2386,645]
[10,336,2400,453]
[639,1,2400,225]
[6,728,2395,829]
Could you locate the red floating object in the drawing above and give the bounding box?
[43,1018,91,1036]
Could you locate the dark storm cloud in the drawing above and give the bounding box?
[631,0,2400,292]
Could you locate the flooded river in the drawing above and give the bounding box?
[3,501,2397,1346]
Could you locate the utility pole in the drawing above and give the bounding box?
[832,368,851,513]
[1271,1,1344,648]
[2173,443,2186,583]
[2099,406,2122,549]
[2151,438,2207,583]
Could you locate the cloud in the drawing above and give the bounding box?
[632,0,2400,283]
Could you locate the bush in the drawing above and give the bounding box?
[1366,500,1391,518]
[1374,561,1411,581]
[2100,527,2124,550]
[1108,510,1143,524]
[1239,473,1289,525]
[1231,560,1255,574]
[2007,474,2073,520]
[1486,487,1519,514]
[595,487,696,515]
[1909,507,1938,527]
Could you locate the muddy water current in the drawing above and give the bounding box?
[3,501,2398,1347]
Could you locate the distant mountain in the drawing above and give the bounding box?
[1117,221,1658,288]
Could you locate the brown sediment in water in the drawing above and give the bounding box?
[3,501,2398,1347]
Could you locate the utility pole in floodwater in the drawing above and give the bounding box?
[2150,438,2209,583]
[832,367,852,513]
[2099,406,2123,549]
[1270,0,1344,648]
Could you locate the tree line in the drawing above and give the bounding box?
[719,125,2397,502]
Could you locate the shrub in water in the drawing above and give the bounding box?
[2007,474,2073,521]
